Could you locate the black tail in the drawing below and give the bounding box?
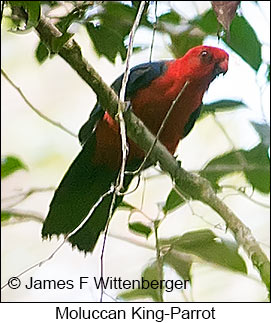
[42,138,123,252]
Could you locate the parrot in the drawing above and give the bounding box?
[42,45,229,253]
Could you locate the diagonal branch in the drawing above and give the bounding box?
[1,208,44,225]
[128,80,190,175]
[35,16,270,295]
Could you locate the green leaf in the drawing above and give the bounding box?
[56,3,92,33]
[89,2,150,62]
[119,262,161,301]
[99,2,151,36]
[163,251,192,282]
[243,143,270,193]
[192,9,218,35]
[84,2,151,62]
[192,10,262,71]
[163,189,185,214]
[170,31,204,58]
[200,143,270,193]
[9,1,40,29]
[86,23,127,63]
[1,211,13,222]
[1,210,43,224]
[1,156,27,179]
[56,13,79,34]
[35,41,49,64]
[200,100,246,118]
[199,150,243,190]
[128,222,152,238]
[161,229,247,274]
[223,16,262,71]
[158,10,181,25]
[118,201,137,211]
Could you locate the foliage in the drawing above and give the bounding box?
[6,1,264,70]
[2,1,270,302]
[1,155,27,179]
[120,229,246,301]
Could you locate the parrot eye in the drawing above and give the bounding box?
[201,50,208,57]
[200,50,212,63]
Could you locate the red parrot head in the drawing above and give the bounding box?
[180,45,229,83]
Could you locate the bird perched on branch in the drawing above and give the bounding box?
[42,45,229,253]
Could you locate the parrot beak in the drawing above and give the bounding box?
[214,58,228,76]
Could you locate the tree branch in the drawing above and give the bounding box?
[35,16,270,295]
[2,209,44,225]
[2,186,55,208]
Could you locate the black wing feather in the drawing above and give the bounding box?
[78,61,169,145]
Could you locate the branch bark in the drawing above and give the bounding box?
[35,16,270,295]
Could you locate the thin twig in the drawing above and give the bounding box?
[128,206,153,222]
[100,188,117,302]
[1,187,115,289]
[103,291,118,302]
[1,240,65,290]
[197,164,269,172]
[221,185,270,209]
[117,174,141,196]
[1,201,156,293]
[108,232,155,251]
[149,1,158,62]
[2,187,55,201]
[1,187,116,291]
[154,219,163,302]
[2,186,55,208]
[127,80,190,176]
[1,208,44,225]
[66,186,114,238]
[1,69,77,138]
[99,1,147,302]
[116,1,146,193]
[212,113,248,168]
[172,185,225,229]
[140,173,147,210]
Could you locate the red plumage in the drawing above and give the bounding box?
[93,46,228,168]
[42,45,229,252]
